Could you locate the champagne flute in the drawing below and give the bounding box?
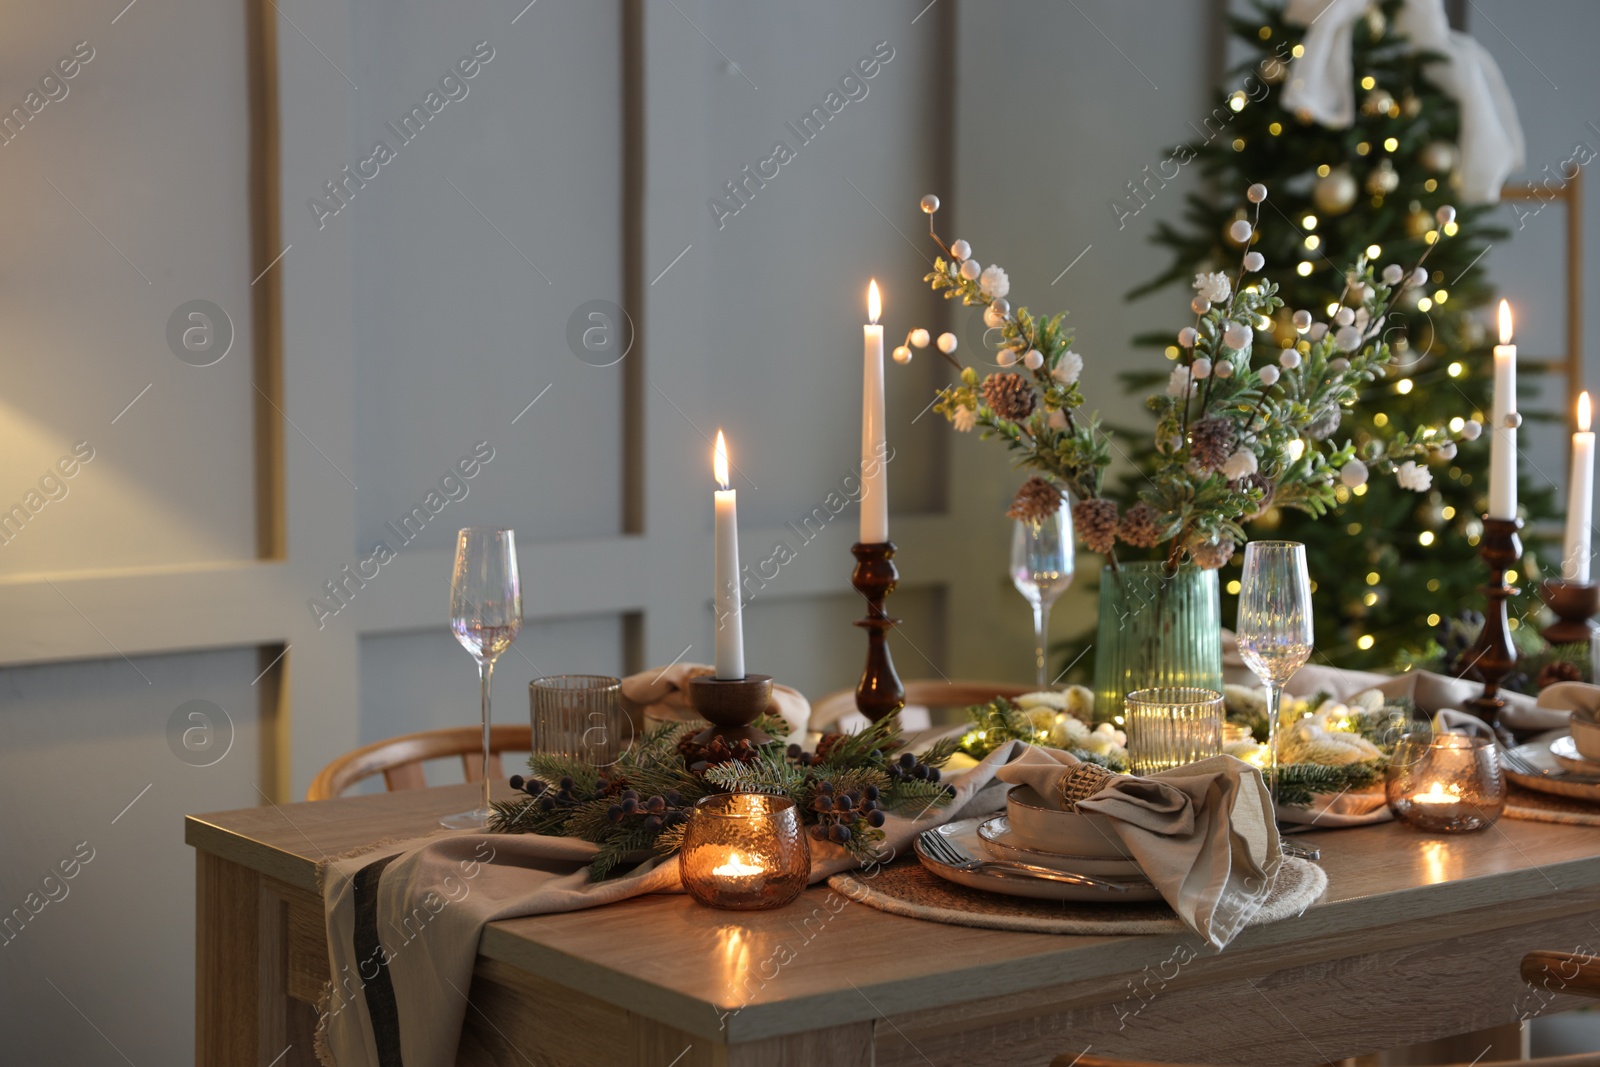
[1235,540,1313,803]
[442,527,523,829]
[1011,500,1075,688]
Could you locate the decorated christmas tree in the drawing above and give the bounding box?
[1129,0,1553,670]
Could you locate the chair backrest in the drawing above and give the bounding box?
[1523,949,1600,999]
[307,724,532,801]
[810,680,1040,732]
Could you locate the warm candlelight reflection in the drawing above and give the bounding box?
[716,924,751,997]
[867,279,881,325]
[1420,840,1462,885]
[1498,299,1513,345]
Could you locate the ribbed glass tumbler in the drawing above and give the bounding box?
[1125,686,1224,776]
[529,675,629,768]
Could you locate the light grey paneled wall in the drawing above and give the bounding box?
[0,648,265,1065]
[948,0,1216,673]
[0,0,259,575]
[347,0,627,554]
[1474,0,1600,539]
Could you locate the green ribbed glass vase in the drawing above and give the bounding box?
[1093,561,1223,719]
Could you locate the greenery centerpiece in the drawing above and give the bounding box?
[489,717,956,880]
[900,184,1477,711]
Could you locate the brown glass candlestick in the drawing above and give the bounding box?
[851,541,906,724]
[687,673,774,746]
[1455,516,1522,732]
[1539,578,1599,647]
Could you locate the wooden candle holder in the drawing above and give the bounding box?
[851,541,905,724]
[687,673,774,746]
[1455,516,1522,733]
[1539,578,1600,648]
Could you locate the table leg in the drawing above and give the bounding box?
[197,851,266,1065]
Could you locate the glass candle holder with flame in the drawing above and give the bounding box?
[1385,732,1506,833]
[680,793,810,910]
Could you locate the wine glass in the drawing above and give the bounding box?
[1011,500,1075,688]
[442,527,523,829]
[1235,540,1313,802]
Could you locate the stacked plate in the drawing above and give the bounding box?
[913,786,1162,902]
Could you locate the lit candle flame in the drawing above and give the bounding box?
[1412,781,1462,805]
[1498,299,1513,346]
[867,279,881,325]
[713,852,762,878]
[713,430,730,490]
[1581,391,1592,433]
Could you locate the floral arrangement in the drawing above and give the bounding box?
[957,688,1129,770]
[1222,684,1410,806]
[489,717,957,879]
[898,186,1479,570]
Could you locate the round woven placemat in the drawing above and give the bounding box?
[1505,783,1600,826]
[826,856,1326,936]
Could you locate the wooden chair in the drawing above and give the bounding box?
[307,724,531,801]
[809,679,1039,732]
[1049,951,1600,1067]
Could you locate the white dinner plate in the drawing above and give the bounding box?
[1550,735,1600,774]
[1505,741,1600,804]
[976,816,1145,877]
[915,819,1163,903]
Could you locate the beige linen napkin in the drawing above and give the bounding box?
[619,662,811,738]
[316,738,1028,1067]
[996,747,1281,949]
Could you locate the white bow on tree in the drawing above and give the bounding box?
[1282,0,1525,203]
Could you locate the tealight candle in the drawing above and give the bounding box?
[1386,733,1505,833]
[680,793,810,910]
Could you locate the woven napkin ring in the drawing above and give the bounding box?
[1057,762,1117,811]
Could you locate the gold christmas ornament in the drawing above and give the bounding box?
[1362,89,1395,116]
[1401,93,1422,118]
[1405,207,1433,237]
[1260,56,1287,84]
[1366,159,1400,196]
[1420,140,1457,173]
[1364,4,1386,38]
[1313,169,1359,215]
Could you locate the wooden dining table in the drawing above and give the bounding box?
[187,782,1600,1066]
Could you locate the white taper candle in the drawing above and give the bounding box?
[1488,300,1518,520]
[861,280,889,543]
[1564,391,1594,582]
[712,430,745,679]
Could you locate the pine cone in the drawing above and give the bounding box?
[1306,406,1342,441]
[1073,498,1119,555]
[1007,477,1065,524]
[1537,660,1583,690]
[981,373,1036,422]
[1118,501,1164,548]
[1188,418,1236,473]
[1189,537,1236,571]
[1232,472,1276,521]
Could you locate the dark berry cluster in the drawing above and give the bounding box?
[887,751,943,785]
[508,774,593,813]
[605,788,687,835]
[805,780,886,844]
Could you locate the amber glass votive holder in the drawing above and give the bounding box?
[680,793,810,910]
[1385,732,1506,833]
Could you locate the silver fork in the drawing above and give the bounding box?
[917,829,1141,892]
[1500,744,1600,783]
